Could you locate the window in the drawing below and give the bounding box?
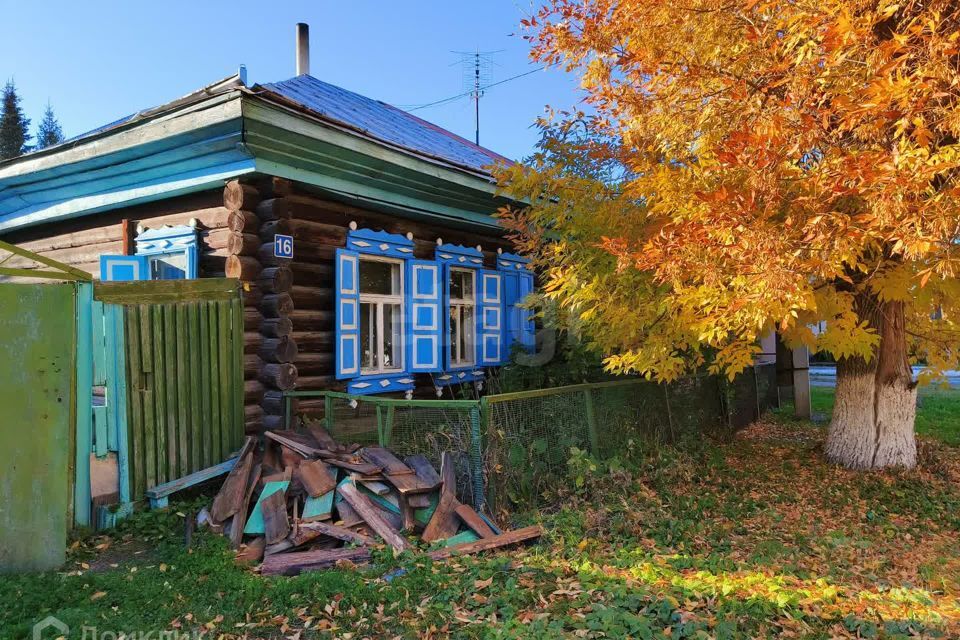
[358,258,403,373]
[448,268,475,367]
[148,252,188,280]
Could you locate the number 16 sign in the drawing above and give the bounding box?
[274,234,294,259]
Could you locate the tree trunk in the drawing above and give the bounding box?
[825,296,917,469]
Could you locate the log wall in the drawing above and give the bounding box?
[1,176,511,433]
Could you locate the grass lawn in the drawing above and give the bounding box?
[4,417,960,638]
[810,385,960,445]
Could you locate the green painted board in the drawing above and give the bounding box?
[244,481,289,535]
[303,490,334,520]
[439,530,479,547]
[360,485,401,515]
[0,283,75,571]
[414,492,440,527]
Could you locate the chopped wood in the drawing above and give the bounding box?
[335,499,364,528]
[362,446,414,475]
[261,490,290,545]
[421,452,461,543]
[235,537,265,565]
[298,460,337,497]
[337,482,411,553]
[302,491,334,522]
[326,458,382,476]
[210,437,257,522]
[358,479,391,495]
[399,495,416,533]
[455,504,496,539]
[296,520,376,547]
[260,547,372,576]
[307,425,338,450]
[404,455,442,490]
[264,431,323,457]
[427,525,544,561]
[230,463,262,549]
[408,493,431,509]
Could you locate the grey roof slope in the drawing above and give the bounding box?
[257,75,514,175]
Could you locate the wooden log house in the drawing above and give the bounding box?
[0,61,535,432]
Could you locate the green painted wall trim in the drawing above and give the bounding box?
[74,283,94,528]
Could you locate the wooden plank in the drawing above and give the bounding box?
[145,456,239,508]
[261,490,290,545]
[361,447,414,475]
[302,490,334,521]
[326,458,382,476]
[175,303,190,477]
[244,481,290,535]
[297,460,337,497]
[230,296,244,447]
[264,431,322,457]
[125,306,145,498]
[111,306,131,503]
[413,492,439,527]
[217,300,232,460]
[150,305,167,485]
[455,504,496,539]
[359,480,391,495]
[335,498,364,528]
[210,437,256,522]
[198,303,212,468]
[208,302,222,463]
[163,304,179,481]
[230,463,261,549]
[440,530,480,547]
[295,520,375,546]
[187,303,202,472]
[404,455,442,488]
[74,283,94,527]
[261,547,372,576]
[94,278,240,303]
[427,525,544,561]
[337,482,411,553]
[421,452,460,543]
[399,495,416,533]
[235,537,265,565]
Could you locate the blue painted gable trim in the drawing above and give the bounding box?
[435,243,485,269]
[345,227,415,260]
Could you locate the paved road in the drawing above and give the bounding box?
[810,365,960,388]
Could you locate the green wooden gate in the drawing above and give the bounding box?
[94,279,245,499]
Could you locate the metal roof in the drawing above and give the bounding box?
[257,75,513,176]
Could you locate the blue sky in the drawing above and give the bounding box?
[0,0,583,162]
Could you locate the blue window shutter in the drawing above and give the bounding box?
[406,260,442,372]
[518,271,535,351]
[477,270,503,365]
[500,270,520,361]
[442,263,453,371]
[100,255,148,281]
[335,249,361,380]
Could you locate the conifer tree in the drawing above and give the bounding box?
[34,103,63,150]
[0,80,31,160]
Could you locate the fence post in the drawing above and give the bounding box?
[470,402,485,510]
[283,394,292,431]
[583,389,599,455]
[324,394,334,433]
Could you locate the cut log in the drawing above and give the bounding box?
[259,336,299,363]
[455,504,496,539]
[260,547,372,576]
[225,255,261,281]
[297,460,337,497]
[427,526,544,561]
[227,210,259,233]
[261,316,294,338]
[260,293,294,318]
[210,437,257,522]
[229,232,262,256]
[337,482,411,553]
[256,198,291,222]
[257,267,293,294]
[224,180,261,211]
[258,363,298,390]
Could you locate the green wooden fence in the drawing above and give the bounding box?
[95,279,245,499]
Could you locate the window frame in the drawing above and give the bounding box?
[448,267,476,368]
[358,255,405,375]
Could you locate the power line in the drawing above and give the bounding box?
[404,66,546,114]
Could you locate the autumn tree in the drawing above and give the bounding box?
[498,0,960,469]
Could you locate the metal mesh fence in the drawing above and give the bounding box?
[285,364,779,514]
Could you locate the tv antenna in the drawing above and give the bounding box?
[452,50,501,145]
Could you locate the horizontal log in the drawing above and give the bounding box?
[244,331,262,355]
[141,206,236,230]
[258,362,298,390]
[290,286,333,310]
[224,180,261,212]
[257,267,293,294]
[242,284,262,307]
[245,354,260,377]
[206,230,261,256]
[260,293,294,318]
[260,218,346,247]
[291,330,333,352]
[245,404,264,422]
[245,379,264,405]
[225,255,262,281]
[294,352,334,376]
[2,239,123,269]
[260,316,293,338]
[257,242,293,267]
[294,375,340,391]
[11,225,123,255]
[227,210,259,233]
[290,309,334,331]
[259,241,333,265]
[243,308,262,332]
[262,414,287,430]
[259,336,299,363]
[289,261,334,286]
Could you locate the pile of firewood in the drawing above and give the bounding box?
[201,427,542,576]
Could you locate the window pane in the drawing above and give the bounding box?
[361,302,377,370]
[149,253,187,280]
[360,260,399,295]
[449,305,459,362]
[461,305,474,364]
[383,303,402,369]
[450,269,474,300]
